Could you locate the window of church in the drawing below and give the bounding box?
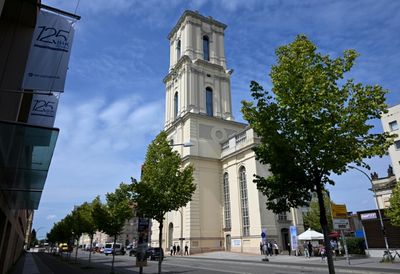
[203,35,210,61]
[176,40,181,60]
[239,167,250,236]
[206,87,213,116]
[223,173,231,229]
[174,92,179,119]
[278,212,287,221]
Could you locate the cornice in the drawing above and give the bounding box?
[167,10,227,40]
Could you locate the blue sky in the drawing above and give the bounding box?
[34,0,400,238]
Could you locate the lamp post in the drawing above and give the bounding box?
[169,141,193,256]
[348,166,390,253]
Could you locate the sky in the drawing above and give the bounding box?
[33,0,400,239]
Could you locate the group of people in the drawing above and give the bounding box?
[303,239,339,260]
[260,241,280,256]
[170,244,189,256]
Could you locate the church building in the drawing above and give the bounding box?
[150,10,304,254]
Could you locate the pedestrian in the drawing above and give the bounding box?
[262,243,267,256]
[260,241,264,255]
[177,244,180,255]
[303,242,310,258]
[267,241,273,256]
[170,245,173,256]
[319,245,326,261]
[287,242,291,256]
[184,244,189,255]
[273,241,279,255]
[173,244,176,255]
[307,241,313,257]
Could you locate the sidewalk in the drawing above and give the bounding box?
[188,251,400,273]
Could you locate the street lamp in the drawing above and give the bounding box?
[169,141,192,256]
[348,165,390,254]
[170,142,194,148]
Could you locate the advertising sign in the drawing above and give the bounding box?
[289,226,298,250]
[136,218,150,267]
[27,93,59,127]
[331,203,348,219]
[23,10,75,92]
[333,218,350,230]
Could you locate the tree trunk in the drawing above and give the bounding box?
[316,182,335,274]
[75,238,79,263]
[111,236,117,273]
[158,219,163,274]
[88,235,93,264]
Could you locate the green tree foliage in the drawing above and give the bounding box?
[241,35,393,274]
[133,131,195,274]
[93,183,134,273]
[303,193,333,232]
[386,182,400,226]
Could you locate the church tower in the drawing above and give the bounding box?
[156,10,247,253]
[153,10,304,254]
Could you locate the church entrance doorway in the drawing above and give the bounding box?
[281,228,289,253]
[225,234,231,251]
[168,223,173,247]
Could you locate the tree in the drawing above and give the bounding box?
[80,197,100,264]
[93,183,134,274]
[386,181,400,226]
[30,229,38,247]
[303,193,333,232]
[133,131,195,274]
[241,35,393,274]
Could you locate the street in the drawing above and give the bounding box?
[60,251,392,274]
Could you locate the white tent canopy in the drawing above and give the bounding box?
[297,228,324,240]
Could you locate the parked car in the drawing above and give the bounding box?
[148,247,164,261]
[104,243,125,255]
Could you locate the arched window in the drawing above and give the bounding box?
[203,35,209,61]
[206,87,213,116]
[176,40,181,60]
[174,92,179,118]
[223,173,231,229]
[239,166,250,236]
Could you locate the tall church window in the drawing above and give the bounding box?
[174,92,179,118]
[206,87,213,116]
[239,166,250,236]
[176,40,181,60]
[223,173,231,229]
[203,35,210,61]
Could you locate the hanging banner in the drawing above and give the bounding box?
[27,93,59,127]
[22,10,75,92]
[289,226,298,251]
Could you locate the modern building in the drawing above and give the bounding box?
[150,10,304,254]
[0,1,77,273]
[381,104,400,179]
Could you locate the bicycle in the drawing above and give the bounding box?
[382,249,400,262]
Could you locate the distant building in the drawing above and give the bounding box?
[381,104,400,179]
[150,10,304,255]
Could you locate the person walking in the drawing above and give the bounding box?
[307,241,313,257]
[267,241,273,256]
[260,241,264,255]
[303,242,310,258]
[273,241,279,255]
[177,244,180,255]
[173,244,176,255]
[287,242,291,256]
[170,245,173,256]
[319,245,326,261]
[184,244,189,255]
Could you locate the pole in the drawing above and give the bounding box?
[180,208,183,256]
[340,230,350,265]
[348,166,390,254]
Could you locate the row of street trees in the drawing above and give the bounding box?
[46,131,195,274]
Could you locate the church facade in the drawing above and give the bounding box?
[150,10,304,254]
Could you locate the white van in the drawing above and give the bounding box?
[104,243,125,255]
